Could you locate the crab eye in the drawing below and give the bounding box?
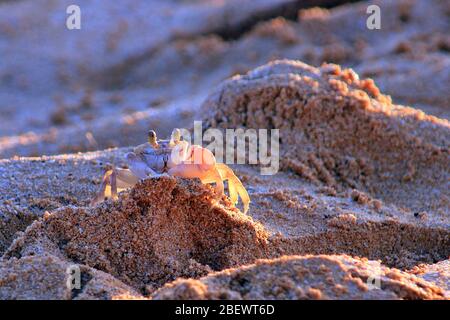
[171,128,181,144]
[148,130,158,147]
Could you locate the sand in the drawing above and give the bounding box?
[0,0,449,300]
[1,60,449,298]
[3,176,269,290]
[152,255,446,300]
[1,170,448,299]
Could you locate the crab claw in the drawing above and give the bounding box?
[126,152,157,179]
[168,145,224,195]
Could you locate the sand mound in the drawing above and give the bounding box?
[0,254,140,300]
[0,144,447,300]
[152,255,446,300]
[1,150,448,273]
[202,60,450,214]
[409,260,450,298]
[3,176,269,293]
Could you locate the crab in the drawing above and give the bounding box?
[90,128,250,213]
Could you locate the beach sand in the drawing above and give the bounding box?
[0,0,449,299]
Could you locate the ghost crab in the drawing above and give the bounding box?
[90,129,250,213]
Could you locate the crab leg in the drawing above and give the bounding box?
[227,179,238,206]
[90,168,139,206]
[90,169,112,206]
[216,163,250,214]
[110,169,118,201]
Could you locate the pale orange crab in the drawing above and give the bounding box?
[90,128,250,213]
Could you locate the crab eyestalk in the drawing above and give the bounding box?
[148,130,158,147]
[171,128,181,144]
